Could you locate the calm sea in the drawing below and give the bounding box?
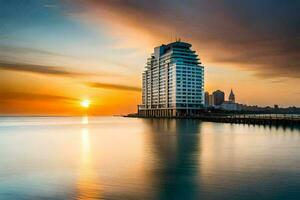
[0,117,300,200]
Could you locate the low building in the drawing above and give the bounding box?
[221,101,241,111]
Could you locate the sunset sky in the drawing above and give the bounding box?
[1,0,299,115]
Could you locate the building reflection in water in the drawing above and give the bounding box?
[73,117,300,200]
[77,116,101,200]
[144,119,201,200]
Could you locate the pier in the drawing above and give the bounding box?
[126,114,300,127]
[197,114,300,126]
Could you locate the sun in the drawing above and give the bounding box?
[80,100,90,108]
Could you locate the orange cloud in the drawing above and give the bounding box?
[0,61,94,77]
[87,82,141,92]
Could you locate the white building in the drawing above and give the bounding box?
[221,90,241,111]
[221,101,241,111]
[138,41,204,117]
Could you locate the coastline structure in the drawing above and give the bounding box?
[138,40,204,117]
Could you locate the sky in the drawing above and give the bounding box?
[0,0,299,115]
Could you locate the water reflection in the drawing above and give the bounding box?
[198,122,300,200]
[77,117,101,200]
[144,119,300,200]
[144,119,201,199]
[0,117,299,200]
[81,116,89,125]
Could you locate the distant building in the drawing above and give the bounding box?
[205,90,226,108]
[221,101,241,111]
[209,94,214,106]
[220,89,240,111]
[212,90,225,106]
[204,92,210,107]
[229,89,235,103]
[138,41,204,117]
[205,91,215,107]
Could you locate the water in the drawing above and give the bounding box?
[0,117,300,200]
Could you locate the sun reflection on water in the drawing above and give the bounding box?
[77,116,101,200]
[81,116,89,125]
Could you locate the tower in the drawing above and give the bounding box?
[229,89,235,103]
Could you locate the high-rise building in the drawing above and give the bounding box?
[138,41,204,117]
[212,90,225,106]
[204,92,210,107]
[209,94,214,106]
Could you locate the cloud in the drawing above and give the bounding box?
[66,0,300,79]
[0,45,74,60]
[0,91,78,102]
[44,4,58,8]
[0,45,70,58]
[86,82,141,92]
[268,79,287,84]
[0,60,92,77]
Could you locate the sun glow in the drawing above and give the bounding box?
[80,100,90,108]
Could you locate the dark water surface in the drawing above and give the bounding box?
[0,117,300,200]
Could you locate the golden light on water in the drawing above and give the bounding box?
[81,128,90,155]
[77,117,101,199]
[81,116,89,125]
[80,100,90,108]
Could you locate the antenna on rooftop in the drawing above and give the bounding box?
[175,37,181,42]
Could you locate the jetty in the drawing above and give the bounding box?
[125,114,300,127]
